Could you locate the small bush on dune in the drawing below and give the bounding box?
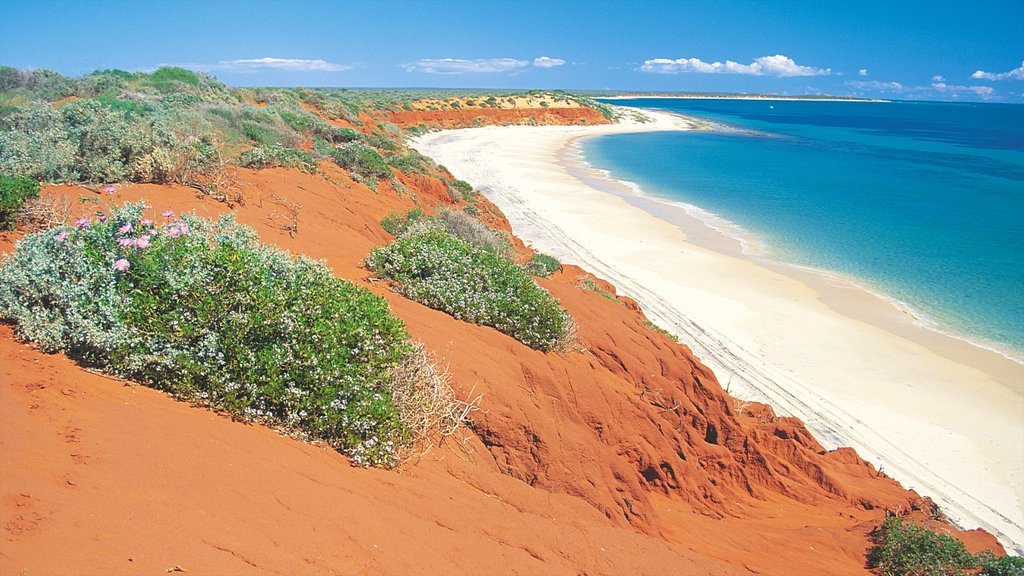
[867,516,1018,576]
[366,229,573,352]
[330,143,392,180]
[237,144,316,173]
[380,207,425,237]
[525,252,561,277]
[0,203,465,466]
[0,175,40,229]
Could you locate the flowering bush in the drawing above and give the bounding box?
[366,229,573,352]
[0,202,422,466]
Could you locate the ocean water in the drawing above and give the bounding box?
[588,98,1024,357]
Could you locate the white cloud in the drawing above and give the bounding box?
[971,61,1024,81]
[533,56,566,68]
[932,82,995,98]
[858,69,869,76]
[639,54,831,77]
[932,75,945,82]
[403,58,529,74]
[846,80,904,91]
[181,57,353,73]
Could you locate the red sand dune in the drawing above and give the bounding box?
[0,158,1002,574]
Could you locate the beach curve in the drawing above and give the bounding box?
[410,108,1024,552]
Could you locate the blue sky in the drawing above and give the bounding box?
[2,0,1022,102]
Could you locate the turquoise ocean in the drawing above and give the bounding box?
[589,98,1024,358]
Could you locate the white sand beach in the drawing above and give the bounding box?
[411,109,1024,552]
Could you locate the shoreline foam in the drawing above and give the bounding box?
[411,108,1024,552]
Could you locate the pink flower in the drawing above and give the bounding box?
[103,185,117,195]
[113,259,130,272]
[134,235,151,249]
[149,228,157,235]
[176,221,190,235]
[118,238,134,248]
[166,226,181,239]
[118,223,133,234]
[162,210,174,219]
[54,230,69,241]
[97,214,108,222]
[140,219,153,226]
[75,217,90,228]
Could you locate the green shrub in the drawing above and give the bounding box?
[0,175,40,229]
[448,178,476,202]
[976,552,1024,576]
[242,121,280,146]
[238,144,316,173]
[525,252,561,277]
[0,203,431,466]
[867,517,978,576]
[367,230,573,351]
[0,100,215,184]
[331,143,392,180]
[147,66,201,88]
[380,207,425,237]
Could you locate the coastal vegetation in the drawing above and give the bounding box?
[366,229,573,352]
[0,67,605,197]
[0,203,464,466]
[0,174,39,229]
[868,516,1024,576]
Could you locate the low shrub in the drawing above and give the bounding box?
[366,229,573,351]
[330,143,392,180]
[0,175,40,229]
[867,516,982,576]
[0,203,459,466]
[525,252,561,277]
[975,552,1024,576]
[380,207,425,237]
[242,121,280,146]
[238,144,316,173]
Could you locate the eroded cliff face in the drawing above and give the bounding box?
[0,112,1002,574]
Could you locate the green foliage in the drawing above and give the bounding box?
[0,203,418,466]
[0,100,217,184]
[0,175,40,229]
[867,517,980,576]
[237,144,316,173]
[380,207,425,237]
[524,252,561,277]
[578,276,618,301]
[448,178,476,202]
[330,143,392,180]
[387,152,433,175]
[643,320,680,343]
[147,66,202,88]
[976,552,1024,576]
[367,230,573,351]
[242,121,280,146]
[94,95,147,116]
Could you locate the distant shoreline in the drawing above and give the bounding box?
[600,94,889,103]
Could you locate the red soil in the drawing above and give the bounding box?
[0,162,1003,574]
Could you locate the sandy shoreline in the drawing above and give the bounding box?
[411,109,1024,551]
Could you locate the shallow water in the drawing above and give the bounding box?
[589,98,1024,357]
